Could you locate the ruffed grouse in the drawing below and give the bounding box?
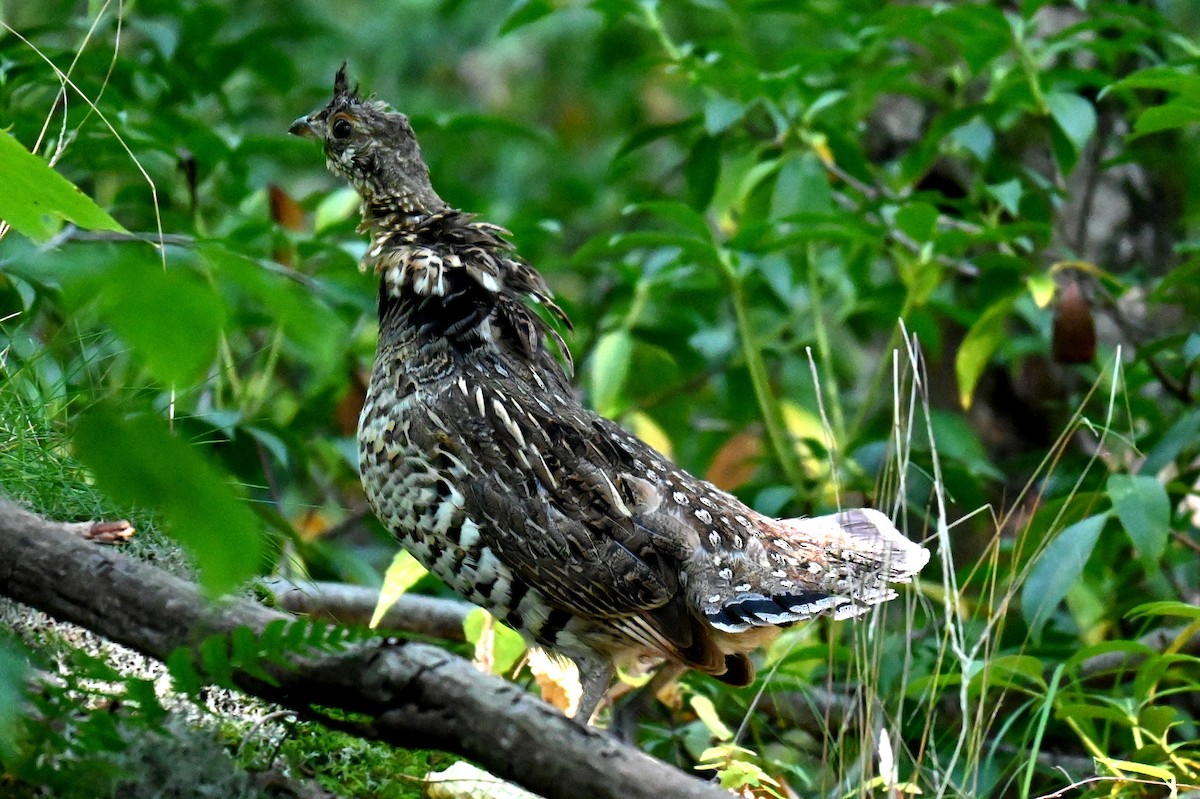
[291,65,929,723]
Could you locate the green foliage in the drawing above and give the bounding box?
[1022,513,1108,641]
[1107,474,1170,570]
[0,622,251,799]
[166,618,373,698]
[3,0,1200,796]
[75,407,264,596]
[462,609,527,676]
[0,130,127,241]
[0,637,28,763]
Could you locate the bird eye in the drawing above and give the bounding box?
[331,117,353,139]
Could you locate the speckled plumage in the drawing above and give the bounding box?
[291,65,930,722]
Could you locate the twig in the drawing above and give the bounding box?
[1091,285,1195,405]
[1144,354,1193,405]
[39,225,195,249]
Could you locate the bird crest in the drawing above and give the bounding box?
[332,61,360,104]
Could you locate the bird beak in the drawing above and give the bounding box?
[289,115,319,139]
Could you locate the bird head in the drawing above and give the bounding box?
[289,63,445,215]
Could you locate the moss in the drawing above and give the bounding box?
[243,721,451,799]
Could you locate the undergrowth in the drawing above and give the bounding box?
[0,380,431,799]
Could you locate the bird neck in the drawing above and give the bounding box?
[359,187,449,235]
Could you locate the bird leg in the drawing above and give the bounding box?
[571,652,616,726]
[609,661,687,743]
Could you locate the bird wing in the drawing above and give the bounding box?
[431,373,731,672]
[423,371,680,621]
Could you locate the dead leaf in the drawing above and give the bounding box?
[707,430,762,491]
[528,648,581,717]
[1052,279,1096,364]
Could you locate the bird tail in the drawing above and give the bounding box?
[705,509,928,633]
[781,508,930,584]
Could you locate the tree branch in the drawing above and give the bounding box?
[0,499,730,799]
[264,577,471,641]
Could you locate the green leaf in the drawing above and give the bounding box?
[0,130,127,242]
[590,329,634,418]
[1046,92,1097,155]
[686,135,721,210]
[771,152,832,218]
[199,636,234,688]
[462,609,526,675]
[703,94,745,135]
[1106,474,1169,569]
[1056,701,1129,726]
[370,551,429,628]
[1138,705,1178,739]
[804,90,847,122]
[615,118,699,160]
[1065,639,1153,672]
[928,410,1003,480]
[313,186,362,232]
[499,0,555,34]
[968,654,1046,696]
[986,178,1023,216]
[1027,272,1056,308]
[714,759,777,791]
[165,649,204,698]
[103,261,225,385]
[949,117,995,162]
[934,5,1010,73]
[33,245,224,385]
[0,638,28,763]
[73,407,264,595]
[202,245,349,378]
[627,200,711,240]
[1184,332,1200,365]
[284,619,309,651]
[1111,67,1200,98]
[1126,600,1200,621]
[1022,513,1108,640]
[955,294,1017,409]
[1141,409,1200,475]
[230,626,279,685]
[1133,98,1200,137]
[894,202,939,243]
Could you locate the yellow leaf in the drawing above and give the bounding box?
[780,401,832,479]
[369,551,427,628]
[1027,271,1056,309]
[810,134,835,168]
[1096,756,1177,787]
[627,410,674,460]
[690,694,734,742]
[955,295,1017,410]
[425,762,541,799]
